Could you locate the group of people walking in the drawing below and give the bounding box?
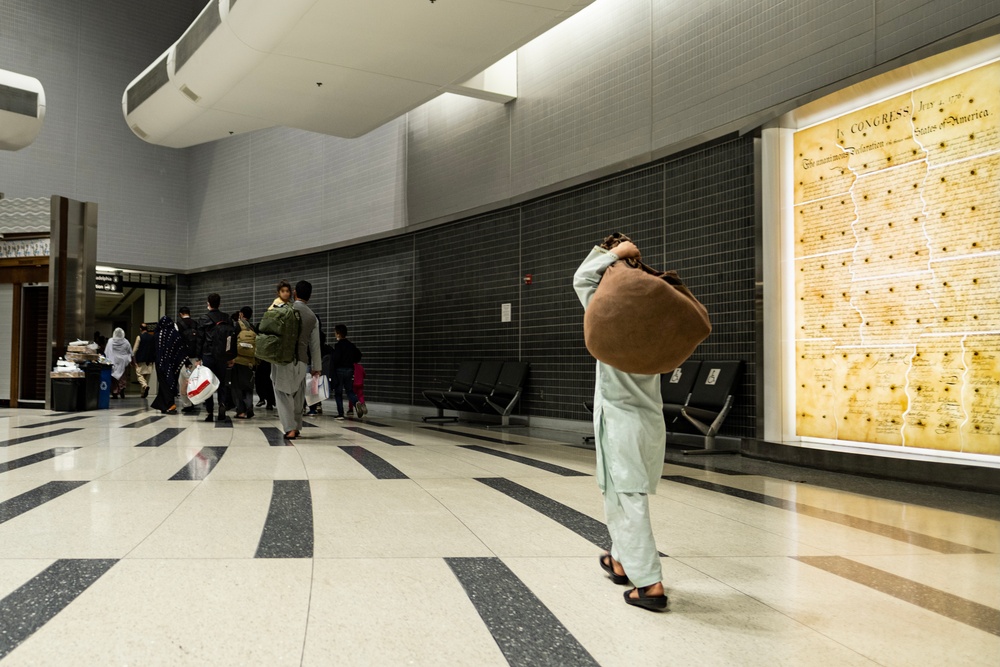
[117,280,366,440]
[101,323,157,400]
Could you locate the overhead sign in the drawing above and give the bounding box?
[95,272,122,293]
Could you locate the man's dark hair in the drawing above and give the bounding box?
[240,306,253,319]
[207,293,221,309]
[139,323,148,331]
[294,281,312,301]
[179,306,190,316]
[276,279,291,293]
[334,324,348,338]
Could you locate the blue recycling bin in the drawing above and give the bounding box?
[98,365,112,409]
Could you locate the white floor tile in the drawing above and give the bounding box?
[311,479,493,558]
[677,555,1000,666]
[303,558,508,666]
[4,559,312,667]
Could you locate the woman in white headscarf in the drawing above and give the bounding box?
[104,327,133,399]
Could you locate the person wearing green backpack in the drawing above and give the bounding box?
[269,281,322,440]
[231,307,258,419]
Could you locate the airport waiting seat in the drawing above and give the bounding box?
[660,360,703,428]
[460,361,530,427]
[421,361,480,422]
[679,360,744,455]
[442,361,503,412]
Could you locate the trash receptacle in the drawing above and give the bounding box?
[98,365,112,409]
[51,377,84,412]
[83,364,101,411]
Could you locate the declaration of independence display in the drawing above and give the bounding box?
[793,60,999,455]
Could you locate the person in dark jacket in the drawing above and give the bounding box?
[197,293,232,423]
[331,324,363,419]
[175,307,202,414]
[132,323,157,398]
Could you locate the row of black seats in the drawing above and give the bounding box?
[422,361,530,427]
[584,360,743,454]
[661,360,743,453]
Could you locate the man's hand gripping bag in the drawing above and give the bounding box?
[584,261,711,375]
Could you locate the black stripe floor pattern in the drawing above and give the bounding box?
[17,416,92,429]
[422,426,531,446]
[168,446,228,481]
[342,427,413,447]
[446,557,600,667]
[255,480,314,558]
[339,446,408,480]
[0,447,79,473]
[260,427,294,447]
[0,559,118,660]
[476,478,612,551]
[0,428,84,448]
[0,482,88,525]
[120,416,165,429]
[135,428,187,448]
[461,445,588,477]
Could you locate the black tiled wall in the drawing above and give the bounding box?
[178,134,757,437]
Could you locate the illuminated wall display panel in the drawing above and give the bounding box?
[790,59,1000,457]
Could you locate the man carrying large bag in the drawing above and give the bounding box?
[265,281,321,440]
[574,232,710,613]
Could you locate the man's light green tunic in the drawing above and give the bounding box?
[573,246,666,494]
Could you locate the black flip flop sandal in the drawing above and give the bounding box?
[600,554,629,585]
[624,585,668,611]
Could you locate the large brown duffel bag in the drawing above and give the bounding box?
[584,242,711,375]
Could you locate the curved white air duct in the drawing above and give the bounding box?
[123,0,595,148]
[0,69,46,151]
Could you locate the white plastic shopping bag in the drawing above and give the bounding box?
[306,374,330,405]
[187,364,220,405]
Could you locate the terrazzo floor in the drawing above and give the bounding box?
[0,401,997,666]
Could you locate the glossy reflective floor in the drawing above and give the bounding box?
[0,402,998,666]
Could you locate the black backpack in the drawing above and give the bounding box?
[177,318,202,358]
[205,312,237,361]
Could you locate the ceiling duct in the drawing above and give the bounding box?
[0,69,46,151]
[122,0,596,148]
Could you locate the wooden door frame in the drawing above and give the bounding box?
[10,284,21,408]
[1,258,48,408]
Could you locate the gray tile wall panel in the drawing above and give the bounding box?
[876,0,1000,64]
[662,138,756,437]
[0,0,197,271]
[651,0,875,149]
[322,118,407,239]
[246,128,328,260]
[413,210,522,406]
[520,167,665,420]
[407,95,512,225]
[186,119,406,271]
[323,237,414,406]
[187,134,252,271]
[510,0,652,197]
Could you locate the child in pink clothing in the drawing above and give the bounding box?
[349,363,366,414]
